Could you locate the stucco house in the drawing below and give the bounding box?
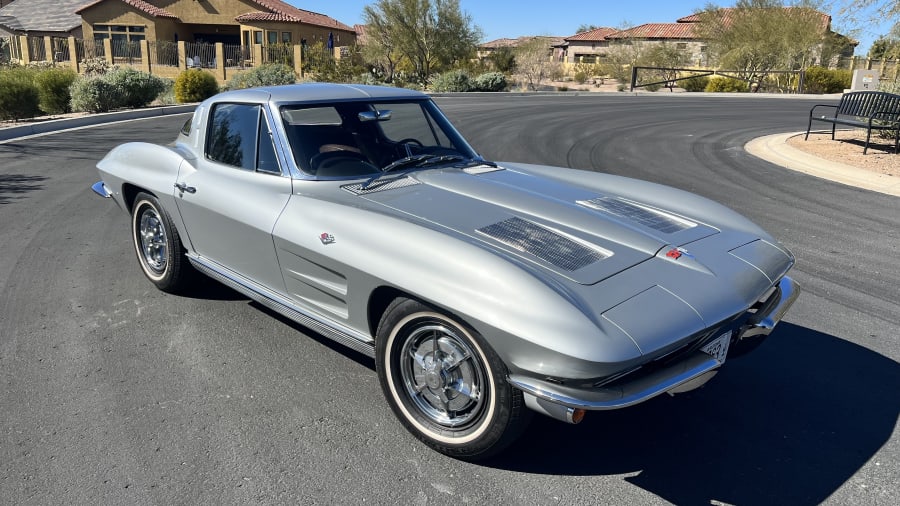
[74,0,355,48]
[0,0,89,38]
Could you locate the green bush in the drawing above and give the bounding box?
[104,66,167,108]
[174,69,219,103]
[803,66,851,94]
[705,77,748,93]
[33,67,77,114]
[429,70,472,92]
[69,76,119,113]
[0,68,41,120]
[681,75,710,92]
[574,71,588,84]
[471,72,507,92]
[226,63,296,90]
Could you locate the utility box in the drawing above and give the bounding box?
[851,69,879,90]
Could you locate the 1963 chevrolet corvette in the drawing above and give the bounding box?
[92,83,799,460]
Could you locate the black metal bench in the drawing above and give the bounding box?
[805,90,900,154]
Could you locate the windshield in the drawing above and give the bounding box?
[280,99,480,179]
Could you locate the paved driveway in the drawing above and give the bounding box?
[1,94,897,505]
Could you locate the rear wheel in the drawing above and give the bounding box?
[131,192,191,293]
[376,298,530,460]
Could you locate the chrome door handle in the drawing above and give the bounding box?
[174,182,196,194]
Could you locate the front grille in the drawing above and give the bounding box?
[477,217,608,271]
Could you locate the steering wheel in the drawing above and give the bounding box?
[309,150,370,174]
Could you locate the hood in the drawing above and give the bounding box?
[350,165,723,285]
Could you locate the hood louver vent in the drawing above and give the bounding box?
[463,165,504,175]
[477,217,608,271]
[578,197,696,234]
[342,177,419,195]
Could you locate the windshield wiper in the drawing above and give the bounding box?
[361,154,467,190]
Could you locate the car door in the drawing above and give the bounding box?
[174,102,292,293]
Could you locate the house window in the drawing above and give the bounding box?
[282,32,292,43]
[676,43,688,50]
[267,31,278,45]
[93,24,145,43]
[254,31,263,44]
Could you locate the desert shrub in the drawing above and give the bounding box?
[429,70,471,92]
[574,71,588,84]
[33,67,77,114]
[103,66,167,108]
[681,75,710,92]
[226,63,296,90]
[803,66,851,94]
[80,57,112,76]
[174,69,219,103]
[705,77,748,92]
[643,82,662,92]
[879,79,900,93]
[69,76,119,113]
[471,72,507,92]
[0,68,40,120]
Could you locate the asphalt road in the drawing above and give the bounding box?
[1,94,898,505]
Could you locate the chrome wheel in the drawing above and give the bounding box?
[138,207,167,274]
[376,298,530,460]
[400,322,486,428]
[130,192,191,293]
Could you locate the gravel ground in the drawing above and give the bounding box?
[789,129,900,177]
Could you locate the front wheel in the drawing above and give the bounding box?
[131,192,191,293]
[376,298,530,460]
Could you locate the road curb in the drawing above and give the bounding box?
[745,132,900,197]
[0,104,196,142]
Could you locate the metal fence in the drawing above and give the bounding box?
[74,38,105,61]
[835,56,900,79]
[110,39,142,64]
[149,40,178,67]
[262,43,293,66]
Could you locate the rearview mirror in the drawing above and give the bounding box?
[358,110,392,122]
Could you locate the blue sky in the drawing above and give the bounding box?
[285,0,892,55]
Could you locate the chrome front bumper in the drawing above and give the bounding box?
[510,276,801,419]
[91,181,112,198]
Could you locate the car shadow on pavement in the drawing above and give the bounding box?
[0,174,48,204]
[487,323,899,505]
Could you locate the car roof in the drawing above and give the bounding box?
[210,83,428,106]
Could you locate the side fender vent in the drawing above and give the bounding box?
[477,217,608,271]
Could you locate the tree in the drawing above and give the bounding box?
[362,0,482,85]
[840,1,900,36]
[868,34,900,58]
[487,46,516,73]
[695,0,832,83]
[636,43,690,90]
[576,24,601,34]
[513,37,560,90]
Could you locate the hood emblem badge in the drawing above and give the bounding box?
[666,247,691,260]
[320,233,336,245]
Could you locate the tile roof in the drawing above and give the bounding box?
[607,23,697,40]
[0,0,92,32]
[236,0,353,31]
[479,35,565,49]
[677,8,830,32]
[76,0,177,19]
[565,27,619,42]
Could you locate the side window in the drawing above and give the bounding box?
[257,116,280,174]
[206,103,280,174]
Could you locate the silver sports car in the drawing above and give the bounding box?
[92,83,799,460]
